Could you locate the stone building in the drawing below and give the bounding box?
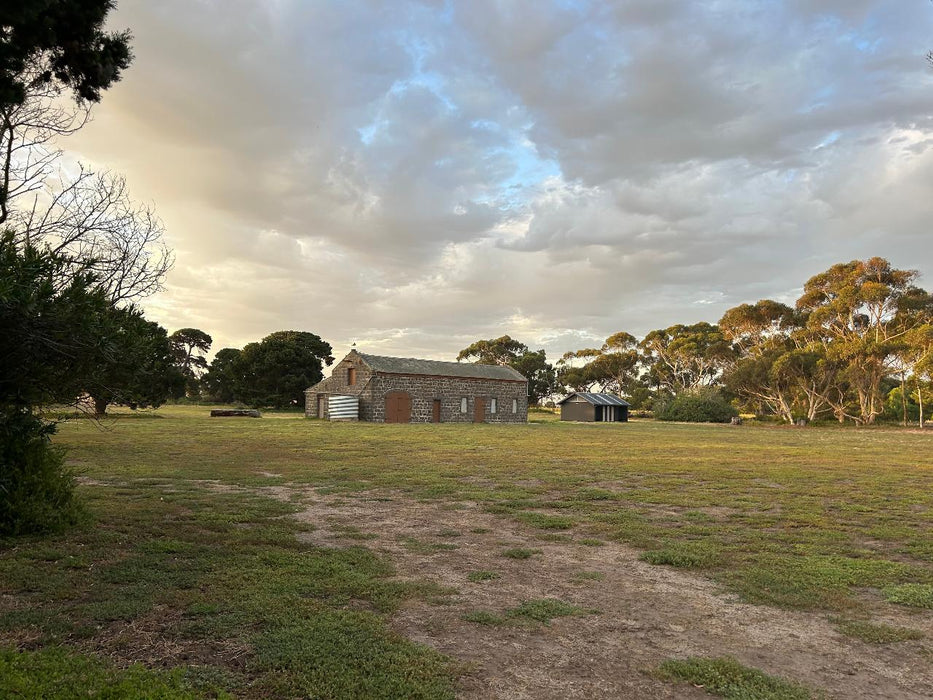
[305,350,528,423]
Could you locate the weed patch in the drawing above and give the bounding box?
[657,656,815,699]
[834,619,924,644]
[467,571,500,583]
[883,584,933,609]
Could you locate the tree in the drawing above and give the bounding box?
[458,335,556,405]
[457,336,528,366]
[1,1,133,222]
[510,349,557,405]
[237,331,334,408]
[797,257,932,424]
[85,306,183,416]
[0,230,112,534]
[169,327,212,397]
[558,332,641,397]
[639,323,734,395]
[202,348,245,404]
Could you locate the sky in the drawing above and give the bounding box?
[63,0,933,368]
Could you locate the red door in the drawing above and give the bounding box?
[474,398,485,423]
[432,399,441,423]
[385,391,411,423]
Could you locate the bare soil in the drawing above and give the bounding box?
[282,486,933,700]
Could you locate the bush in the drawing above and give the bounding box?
[0,412,82,536]
[656,391,738,423]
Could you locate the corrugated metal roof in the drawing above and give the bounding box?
[558,392,631,406]
[356,352,527,382]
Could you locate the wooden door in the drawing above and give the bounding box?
[432,399,441,423]
[385,391,411,423]
[317,395,326,419]
[473,397,485,423]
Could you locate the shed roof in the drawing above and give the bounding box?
[558,392,631,406]
[356,352,527,382]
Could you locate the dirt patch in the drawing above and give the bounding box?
[290,489,933,700]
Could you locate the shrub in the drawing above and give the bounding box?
[0,412,82,536]
[656,391,738,423]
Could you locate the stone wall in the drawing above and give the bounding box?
[304,354,373,418]
[368,374,527,423]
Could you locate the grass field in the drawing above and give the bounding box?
[1,407,931,698]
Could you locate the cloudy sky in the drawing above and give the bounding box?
[65,0,933,366]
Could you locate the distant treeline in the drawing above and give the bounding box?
[456,257,933,426]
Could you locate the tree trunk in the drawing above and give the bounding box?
[918,378,925,430]
[901,372,908,427]
[93,396,109,417]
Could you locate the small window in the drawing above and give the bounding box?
[347,367,356,385]
[512,398,518,414]
[490,398,497,414]
[460,397,468,413]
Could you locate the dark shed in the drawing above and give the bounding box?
[558,392,630,422]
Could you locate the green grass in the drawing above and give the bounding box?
[506,598,591,623]
[467,570,501,582]
[4,405,933,694]
[0,645,232,699]
[0,480,455,698]
[501,547,541,560]
[461,610,506,626]
[882,583,933,609]
[572,571,606,583]
[834,619,924,644]
[463,598,592,627]
[657,656,816,699]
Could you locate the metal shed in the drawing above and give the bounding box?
[558,392,630,422]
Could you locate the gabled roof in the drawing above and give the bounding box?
[558,392,631,406]
[356,352,526,382]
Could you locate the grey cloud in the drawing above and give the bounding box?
[55,0,933,364]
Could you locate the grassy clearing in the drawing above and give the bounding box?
[0,477,455,698]
[53,410,933,614]
[657,656,816,699]
[2,405,932,694]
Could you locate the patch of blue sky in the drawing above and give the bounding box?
[814,131,841,150]
[797,84,837,115]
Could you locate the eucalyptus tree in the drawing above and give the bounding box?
[639,322,734,395]
[796,257,932,424]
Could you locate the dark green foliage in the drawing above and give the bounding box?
[658,656,814,699]
[457,335,556,404]
[0,412,81,536]
[87,305,184,415]
[656,391,738,423]
[203,332,333,408]
[0,1,132,108]
[169,328,212,398]
[201,347,243,403]
[0,232,110,408]
[0,234,103,535]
